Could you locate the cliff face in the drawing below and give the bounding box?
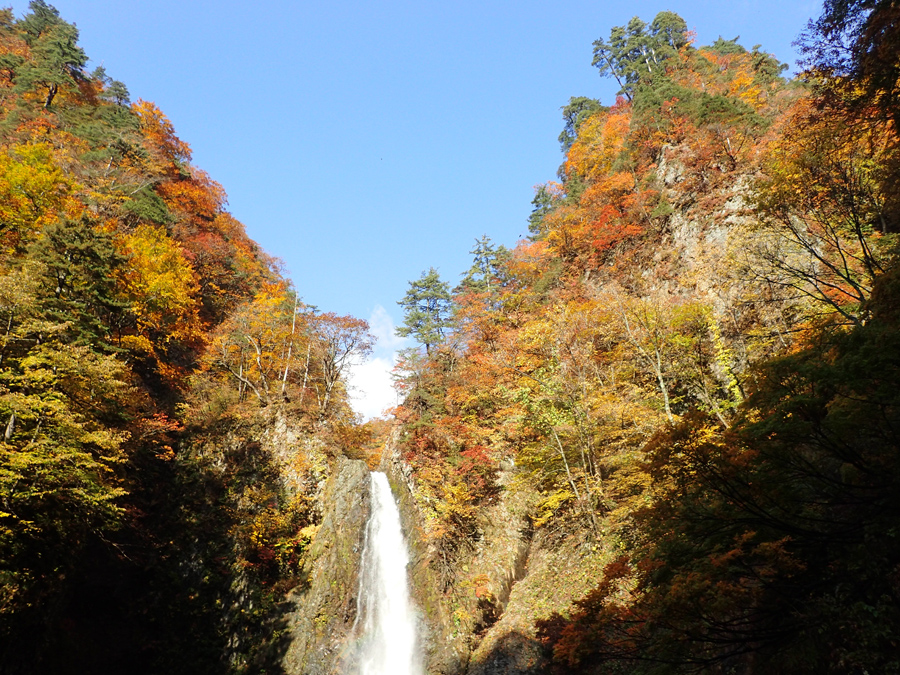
[280,456,370,674]
[380,429,611,675]
[159,410,373,674]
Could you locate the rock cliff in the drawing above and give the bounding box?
[280,456,371,674]
[380,428,610,675]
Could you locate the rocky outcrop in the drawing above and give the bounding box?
[380,428,620,675]
[381,430,541,675]
[280,456,370,674]
[466,531,611,675]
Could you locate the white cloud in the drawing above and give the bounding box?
[347,355,400,420]
[347,305,408,420]
[368,304,407,354]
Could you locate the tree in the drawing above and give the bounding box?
[0,266,134,620]
[0,143,75,254]
[311,313,374,415]
[28,216,129,350]
[14,2,87,109]
[753,96,898,326]
[201,285,304,406]
[116,223,203,377]
[592,12,689,100]
[132,99,193,174]
[708,35,746,55]
[200,288,372,417]
[541,268,900,673]
[802,0,900,131]
[528,183,557,238]
[558,96,604,152]
[91,65,130,106]
[457,235,510,295]
[18,1,66,40]
[396,267,452,355]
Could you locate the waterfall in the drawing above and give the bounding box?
[353,471,420,675]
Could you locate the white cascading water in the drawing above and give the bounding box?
[354,471,420,675]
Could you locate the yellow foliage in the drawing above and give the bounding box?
[0,143,80,252]
[119,224,202,345]
[534,488,575,527]
[566,108,631,181]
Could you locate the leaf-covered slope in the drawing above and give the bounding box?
[390,4,899,673]
[0,3,376,672]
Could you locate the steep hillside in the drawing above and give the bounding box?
[0,2,376,672]
[389,5,899,673]
[1,1,898,673]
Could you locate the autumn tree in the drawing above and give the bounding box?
[311,312,374,416]
[0,6,329,670]
[541,268,900,673]
[116,223,203,381]
[0,143,76,254]
[0,263,135,620]
[802,0,900,130]
[753,96,898,325]
[200,285,303,406]
[558,96,604,152]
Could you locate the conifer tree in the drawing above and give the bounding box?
[396,267,452,355]
[558,96,604,152]
[15,1,86,109]
[28,217,128,350]
[591,11,689,100]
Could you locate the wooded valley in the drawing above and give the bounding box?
[0,0,897,673]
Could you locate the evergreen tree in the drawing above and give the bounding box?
[92,65,130,106]
[458,235,509,294]
[15,2,86,109]
[28,217,129,350]
[708,35,746,55]
[592,11,689,100]
[396,267,452,355]
[558,96,604,152]
[528,184,555,238]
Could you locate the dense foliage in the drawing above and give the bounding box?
[393,3,899,672]
[2,0,898,671]
[0,3,372,671]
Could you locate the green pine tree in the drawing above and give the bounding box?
[28,217,129,350]
[397,267,452,355]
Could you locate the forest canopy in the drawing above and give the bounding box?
[0,2,374,670]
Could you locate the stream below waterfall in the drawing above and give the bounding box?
[353,471,421,675]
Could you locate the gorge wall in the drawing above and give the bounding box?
[379,429,610,675]
[279,455,370,674]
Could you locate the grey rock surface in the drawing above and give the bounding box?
[281,456,370,675]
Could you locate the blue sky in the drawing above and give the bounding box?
[12,0,820,416]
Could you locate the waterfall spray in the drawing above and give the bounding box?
[354,471,420,675]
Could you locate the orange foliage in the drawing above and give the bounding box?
[158,168,226,223]
[564,103,631,181]
[133,99,192,171]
